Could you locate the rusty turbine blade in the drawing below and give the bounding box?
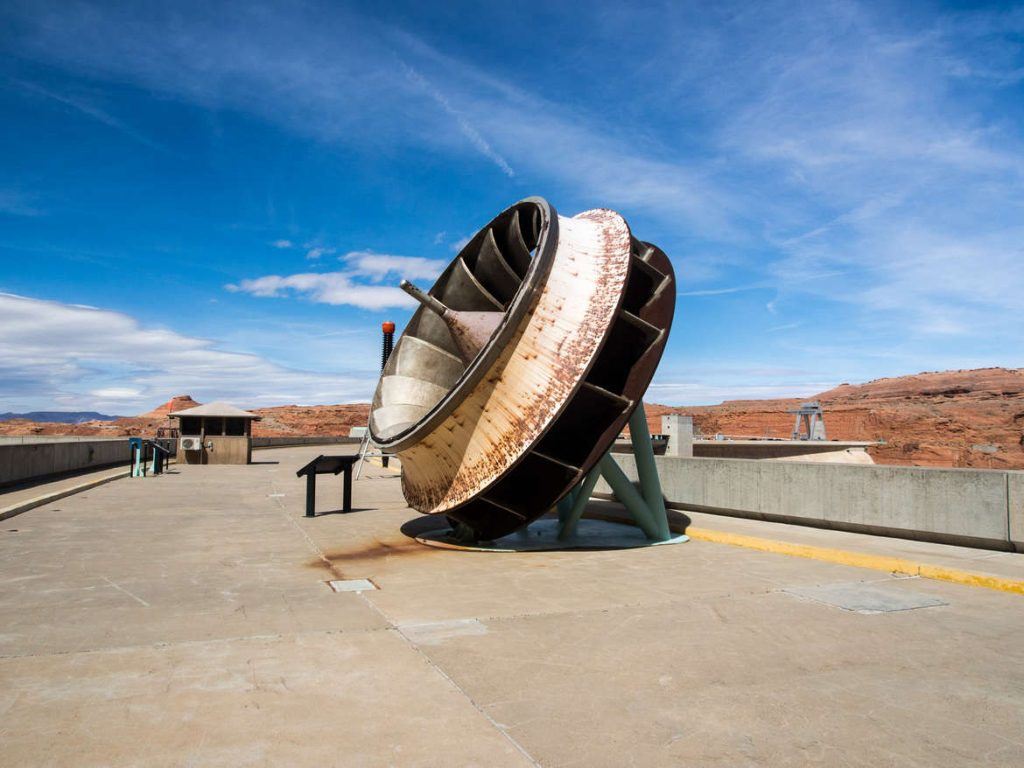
[369,197,675,540]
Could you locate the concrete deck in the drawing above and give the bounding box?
[2,444,1023,766]
[0,464,129,521]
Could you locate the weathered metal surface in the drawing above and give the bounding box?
[369,196,676,540]
[397,210,632,513]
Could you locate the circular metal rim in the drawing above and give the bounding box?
[370,196,559,452]
[438,232,677,538]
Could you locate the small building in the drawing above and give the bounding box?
[168,402,261,465]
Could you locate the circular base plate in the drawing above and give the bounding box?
[415,517,689,553]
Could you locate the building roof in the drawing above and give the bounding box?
[168,401,261,420]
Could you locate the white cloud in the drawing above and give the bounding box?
[89,387,141,399]
[0,293,376,412]
[271,239,293,249]
[305,246,332,260]
[227,273,414,310]
[227,250,444,309]
[344,251,446,282]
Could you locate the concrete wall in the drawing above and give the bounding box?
[0,439,129,487]
[0,436,361,486]
[596,454,1024,552]
[0,436,125,445]
[692,441,872,460]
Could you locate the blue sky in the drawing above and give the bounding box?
[1,0,1022,414]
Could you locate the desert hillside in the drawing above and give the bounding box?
[647,367,1024,469]
[0,396,369,441]
[1,368,1021,469]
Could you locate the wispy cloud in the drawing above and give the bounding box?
[14,78,167,151]
[403,64,515,178]
[2,2,736,236]
[678,284,764,297]
[0,293,375,411]
[271,239,294,249]
[0,189,42,217]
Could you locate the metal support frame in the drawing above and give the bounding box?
[556,402,671,542]
[354,433,394,480]
[354,431,372,479]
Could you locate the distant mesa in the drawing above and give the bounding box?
[140,395,202,419]
[0,411,122,424]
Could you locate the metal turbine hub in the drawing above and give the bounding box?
[369,197,676,540]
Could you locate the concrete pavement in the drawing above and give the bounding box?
[2,444,1023,766]
[0,464,129,522]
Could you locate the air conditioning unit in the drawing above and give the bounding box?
[180,436,203,451]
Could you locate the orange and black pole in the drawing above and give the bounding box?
[381,321,395,370]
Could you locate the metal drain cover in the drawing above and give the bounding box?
[327,578,377,593]
[783,581,948,614]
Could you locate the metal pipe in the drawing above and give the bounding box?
[400,280,448,319]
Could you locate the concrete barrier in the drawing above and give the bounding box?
[251,437,361,449]
[1009,473,1024,549]
[596,454,1024,552]
[0,440,130,488]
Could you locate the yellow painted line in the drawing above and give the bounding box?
[364,456,401,473]
[686,526,1024,596]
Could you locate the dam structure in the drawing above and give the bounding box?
[1,436,1023,766]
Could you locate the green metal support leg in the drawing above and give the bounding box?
[598,453,663,540]
[627,404,671,541]
[556,492,573,526]
[549,400,673,544]
[557,465,602,541]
